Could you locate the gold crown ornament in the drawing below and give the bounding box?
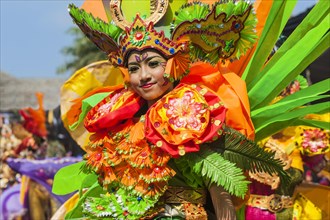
[110,15,188,66]
[68,0,257,80]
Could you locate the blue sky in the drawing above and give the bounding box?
[1,0,317,79]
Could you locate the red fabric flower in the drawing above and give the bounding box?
[84,88,145,132]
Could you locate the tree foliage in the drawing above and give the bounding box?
[57,27,107,75]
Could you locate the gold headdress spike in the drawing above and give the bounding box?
[69,0,257,79]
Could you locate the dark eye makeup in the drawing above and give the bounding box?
[128,55,166,73]
[128,65,139,73]
[148,61,161,68]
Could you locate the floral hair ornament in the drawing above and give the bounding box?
[68,0,257,81]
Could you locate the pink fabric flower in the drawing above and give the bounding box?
[166,91,207,131]
[302,129,328,153]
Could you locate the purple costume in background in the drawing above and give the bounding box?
[0,156,81,220]
[0,184,23,220]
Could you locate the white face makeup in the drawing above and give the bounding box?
[127,50,173,106]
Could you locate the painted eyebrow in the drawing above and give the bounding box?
[127,55,164,66]
[145,55,164,62]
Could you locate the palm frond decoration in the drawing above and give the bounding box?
[170,123,292,197]
[219,126,291,186]
[183,148,249,198]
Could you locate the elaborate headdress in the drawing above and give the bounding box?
[68,0,257,81]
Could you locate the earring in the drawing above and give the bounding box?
[163,72,170,78]
[164,72,175,82]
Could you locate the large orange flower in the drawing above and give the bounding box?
[145,83,227,157]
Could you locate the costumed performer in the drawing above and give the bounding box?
[52,0,295,219]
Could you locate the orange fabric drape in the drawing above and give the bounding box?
[181,62,255,140]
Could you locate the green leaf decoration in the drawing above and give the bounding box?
[290,118,330,130]
[67,182,158,219]
[183,148,249,198]
[253,0,329,82]
[80,172,98,192]
[68,4,122,55]
[65,181,103,219]
[68,4,122,40]
[69,92,111,131]
[52,161,88,195]
[220,126,290,186]
[242,0,297,83]
[295,75,308,90]
[293,117,330,130]
[172,2,210,28]
[247,3,330,109]
[171,157,204,188]
[254,102,330,141]
[251,79,330,129]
